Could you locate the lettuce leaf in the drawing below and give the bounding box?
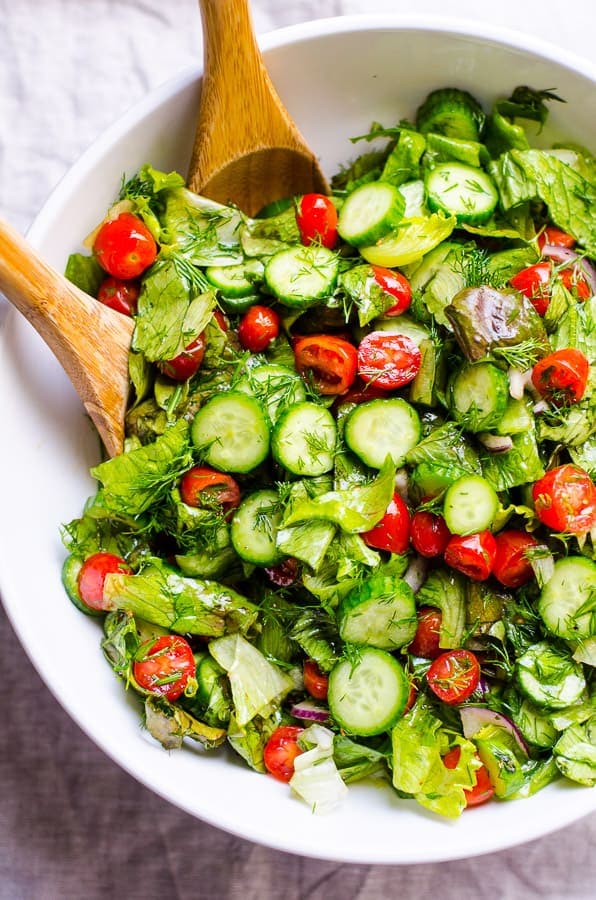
[415,568,467,649]
[160,188,244,266]
[290,724,348,814]
[144,695,226,751]
[333,735,389,783]
[226,709,285,772]
[64,252,105,297]
[481,429,545,491]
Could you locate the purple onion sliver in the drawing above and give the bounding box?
[290,701,330,723]
[459,705,529,755]
[403,555,428,594]
[541,244,596,294]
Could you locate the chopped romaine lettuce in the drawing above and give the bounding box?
[290,724,348,814]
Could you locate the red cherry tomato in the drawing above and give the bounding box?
[443,746,495,807]
[179,465,241,515]
[264,557,300,587]
[531,348,589,405]
[263,725,305,782]
[410,510,451,558]
[427,649,481,705]
[296,194,338,249]
[294,334,358,395]
[492,529,540,588]
[510,261,590,315]
[133,634,196,702]
[77,551,132,612]
[333,378,387,410]
[362,492,411,554]
[404,682,418,713]
[238,305,281,352]
[93,212,157,279]
[532,464,596,534]
[357,331,421,390]
[212,309,229,331]
[537,226,576,252]
[408,607,443,659]
[97,276,139,316]
[444,531,497,581]
[157,333,206,381]
[303,659,329,700]
[371,266,412,316]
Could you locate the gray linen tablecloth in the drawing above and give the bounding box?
[1,2,595,897]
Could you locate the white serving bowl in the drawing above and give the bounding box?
[1,15,595,864]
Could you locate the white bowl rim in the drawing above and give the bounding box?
[2,11,596,864]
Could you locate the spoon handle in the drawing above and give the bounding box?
[0,217,133,456]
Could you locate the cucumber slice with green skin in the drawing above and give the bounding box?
[230,489,283,566]
[359,212,455,268]
[328,647,410,736]
[538,556,596,641]
[443,474,499,535]
[264,245,338,309]
[338,574,417,650]
[512,698,559,749]
[495,397,535,436]
[235,364,307,424]
[205,259,264,298]
[191,392,270,474]
[337,181,405,247]
[449,361,509,433]
[218,293,262,314]
[516,641,586,710]
[344,398,421,469]
[475,724,526,798]
[62,555,102,617]
[416,88,487,142]
[425,162,498,225]
[271,401,337,476]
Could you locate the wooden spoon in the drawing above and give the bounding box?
[187,0,328,213]
[0,0,327,459]
[0,218,133,458]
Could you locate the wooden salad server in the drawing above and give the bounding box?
[187,0,329,214]
[0,217,133,458]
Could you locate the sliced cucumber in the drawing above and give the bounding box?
[425,162,498,225]
[495,396,535,436]
[416,88,487,141]
[337,181,405,247]
[264,245,338,309]
[205,258,264,298]
[359,213,456,268]
[538,556,596,641]
[443,474,499,535]
[62,555,102,617]
[344,398,421,469]
[338,574,417,650]
[516,641,586,710]
[271,401,337,476]
[235,364,306,423]
[191,391,270,474]
[230,489,283,566]
[449,361,509,433]
[511,698,559,749]
[370,314,430,346]
[328,647,410,736]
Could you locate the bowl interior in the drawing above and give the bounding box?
[1,18,595,864]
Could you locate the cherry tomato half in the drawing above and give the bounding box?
[133,634,196,702]
[238,305,281,353]
[296,194,338,249]
[303,659,329,700]
[294,334,358,395]
[362,491,411,554]
[357,331,421,390]
[537,226,576,252]
[510,261,590,316]
[408,607,443,659]
[444,531,497,581]
[77,551,132,612]
[410,510,451,558]
[492,529,539,588]
[532,464,596,534]
[157,333,206,382]
[97,276,140,316]
[427,649,481,705]
[179,466,241,515]
[371,266,412,316]
[443,746,495,807]
[263,725,305,782]
[93,212,157,280]
[531,348,589,406]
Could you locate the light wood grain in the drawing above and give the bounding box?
[188,0,328,214]
[0,218,133,457]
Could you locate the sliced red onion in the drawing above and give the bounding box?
[291,700,330,723]
[403,554,428,594]
[460,706,529,755]
[541,244,596,295]
[478,433,513,453]
[394,467,410,502]
[508,367,528,400]
[533,400,549,415]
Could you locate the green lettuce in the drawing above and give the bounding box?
[481,429,545,491]
[160,188,244,266]
[144,695,226,751]
[554,717,596,786]
[415,568,467,649]
[333,735,389,783]
[290,724,348,814]
[381,130,426,186]
[64,252,105,297]
[227,709,286,772]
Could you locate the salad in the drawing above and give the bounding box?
[62,84,596,819]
